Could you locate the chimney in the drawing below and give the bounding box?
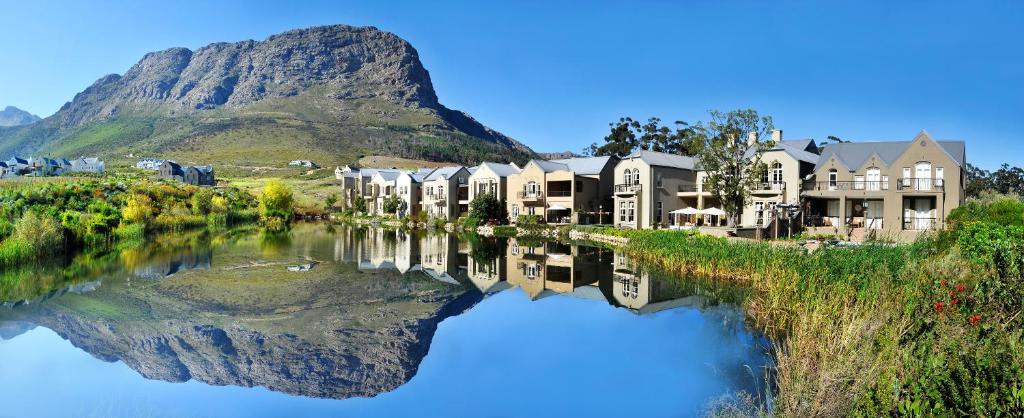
[747,132,757,146]
[772,129,783,142]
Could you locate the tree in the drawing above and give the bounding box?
[467,193,508,224]
[324,194,338,213]
[819,135,849,146]
[351,195,366,213]
[695,109,775,227]
[259,180,294,221]
[965,163,1024,198]
[381,195,402,214]
[585,116,702,158]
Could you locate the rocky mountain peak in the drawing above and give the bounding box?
[0,106,42,127]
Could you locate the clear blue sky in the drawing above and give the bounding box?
[1,0,1020,169]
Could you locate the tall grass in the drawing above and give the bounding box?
[616,227,1023,416]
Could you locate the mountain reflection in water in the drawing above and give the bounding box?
[0,224,769,417]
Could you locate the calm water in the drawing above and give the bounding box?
[0,224,771,418]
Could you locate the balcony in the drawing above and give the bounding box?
[613,184,642,195]
[752,182,786,194]
[517,191,545,201]
[897,178,944,192]
[677,184,704,194]
[547,190,572,197]
[802,181,888,192]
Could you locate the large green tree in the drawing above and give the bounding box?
[967,163,1024,198]
[695,109,775,227]
[585,117,703,157]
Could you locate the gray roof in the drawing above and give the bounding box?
[425,166,466,181]
[476,161,520,177]
[623,150,696,170]
[757,141,821,164]
[358,168,401,178]
[550,156,616,175]
[780,139,817,153]
[529,159,569,173]
[814,134,965,172]
[190,165,214,174]
[374,171,402,181]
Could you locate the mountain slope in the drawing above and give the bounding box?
[0,106,41,127]
[0,25,533,167]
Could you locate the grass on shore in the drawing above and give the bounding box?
[607,197,1024,416]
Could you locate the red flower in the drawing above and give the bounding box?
[933,301,945,314]
[940,279,947,287]
[955,283,966,293]
[951,297,958,306]
[969,314,981,325]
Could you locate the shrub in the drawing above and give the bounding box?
[122,194,155,224]
[10,211,64,255]
[467,193,507,225]
[259,180,294,221]
[191,188,214,215]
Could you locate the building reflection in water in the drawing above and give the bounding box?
[330,228,724,314]
[130,246,213,279]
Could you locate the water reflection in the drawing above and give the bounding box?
[0,224,768,417]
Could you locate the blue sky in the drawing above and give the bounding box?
[1,0,1020,169]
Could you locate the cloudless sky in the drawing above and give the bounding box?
[1,0,1020,169]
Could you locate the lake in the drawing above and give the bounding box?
[0,224,771,417]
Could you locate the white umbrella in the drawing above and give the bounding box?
[700,207,726,216]
[547,205,569,211]
[676,207,700,215]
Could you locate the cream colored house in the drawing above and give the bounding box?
[504,239,612,300]
[422,166,473,220]
[367,171,401,216]
[395,171,428,218]
[505,156,618,224]
[612,151,697,229]
[467,162,520,205]
[801,131,965,241]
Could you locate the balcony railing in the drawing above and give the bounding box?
[517,191,544,199]
[897,178,944,192]
[614,184,642,194]
[677,184,700,193]
[903,216,938,231]
[803,181,888,192]
[753,182,786,192]
[547,190,572,197]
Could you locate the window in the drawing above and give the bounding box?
[526,181,539,196]
[511,205,519,218]
[770,162,783,185]
[915,162,933,190]
[656,174,663,188]
[458,176,466,184]
[902,167,912,187]
[632,169,640,185]
[854,175,865,190]
[623,168,632,186]
[936,167,944,187]
[575,180,582,192]
[828,169,838,190]
[656,201,663,223]
[619,201,626,222]
[438,185,445,195]
[866,167,881,191]
[882,175,890,190]
[627,201,635,223]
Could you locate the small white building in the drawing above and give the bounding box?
[68,157,105,173]
[136,158,165,170]
[289,160,319,168]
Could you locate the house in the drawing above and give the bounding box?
[737,132,820,228]
[395,171,429,218]
[184,165,216,186]
[158,161,185,181]
[467,162,520,207]
[335,165,358,180]
[67,157,105,173]
[289,160,319,168]
[136,158,165,170]
[505,156,619,225]
[800,130,965,241]
[367,170,402,215]
[612,150,698,229]
[421,166,473,220]
[0,162,9,178]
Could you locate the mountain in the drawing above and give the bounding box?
[0,106,41,127]
[0,25,533,168]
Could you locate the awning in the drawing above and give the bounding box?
[701,207,726,216]
[547,205,569,211]
[670,207,700,215]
